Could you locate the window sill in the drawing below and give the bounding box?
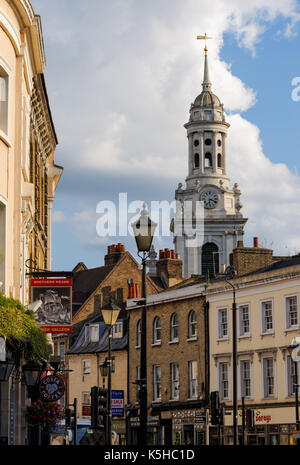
[169,398,180,402]
[238,334,251,340]
[135,345,141,349]
[284,327,300,334]
[186,337,197,342]
[152,399,162,403]
[187,397,198,401]
[152,342,161,347]
[169,340,179,345]
[217,337,229,343]
[0,130,12,148]
[260,331,275,337]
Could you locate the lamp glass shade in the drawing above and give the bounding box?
[288,338,299,357]
[132,205,157,253]
[0,361,14,382]
[23,361,41,387]
[101,308,120,327]
[100,363,108,377]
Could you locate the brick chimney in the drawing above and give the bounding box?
[156,249,183,287]
[105,243,126,266]
[128,282,140,299]
[231,238,274,276]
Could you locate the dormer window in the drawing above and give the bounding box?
[90,324,99,342]
[112,321,123,339]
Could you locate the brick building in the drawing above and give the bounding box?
[126,250,209,445]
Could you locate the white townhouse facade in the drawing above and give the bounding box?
[207,258,300,445]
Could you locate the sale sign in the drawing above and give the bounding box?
[111,390,124,417]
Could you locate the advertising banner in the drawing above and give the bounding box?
[31,279,73,334]
[111,390,124,417]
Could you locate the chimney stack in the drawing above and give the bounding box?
[156,249,183,287]
[105,243,126,266]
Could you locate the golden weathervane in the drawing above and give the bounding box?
[197,33,212,53]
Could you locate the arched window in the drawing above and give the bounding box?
[188,311,197,339]
[204,152,212,168]
[202,242,219,277]
[136,319,141,347]
[217,153,222,168]
[153,317,161,344]
[170,313,179,341]
[194,153,200,169]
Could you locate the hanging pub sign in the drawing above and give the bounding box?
[31,279,73,334]
[39,375,65,401]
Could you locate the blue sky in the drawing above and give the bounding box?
[30,0,300,271]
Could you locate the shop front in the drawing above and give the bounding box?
[172,410,207,445]
[128,414,161,445]
[209,405,298,445]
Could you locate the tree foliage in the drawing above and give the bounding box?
[0,294,51,362]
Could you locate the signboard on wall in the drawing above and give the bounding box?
[31,279,73,334]
[112,390,124,417]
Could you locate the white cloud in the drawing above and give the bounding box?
[31,0,300,256]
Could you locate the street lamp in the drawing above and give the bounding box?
[101,298,121,446]
[287,338,300,433]
[131,204,157,446]
[225,266,238,446]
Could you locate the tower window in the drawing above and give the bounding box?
[217,139,222,147]
[217,153,222,168]
[194,153,200,169]
[205,139,212,146]
[194,139,199,147]
[204,153,212,168]
[202,243,219,277]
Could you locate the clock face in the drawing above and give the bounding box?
[201,191,218,209]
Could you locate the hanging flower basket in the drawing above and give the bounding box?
[26,400,64,427]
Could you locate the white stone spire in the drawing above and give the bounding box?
[202,47,212,92]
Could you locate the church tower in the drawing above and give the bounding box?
[173,43,247,278]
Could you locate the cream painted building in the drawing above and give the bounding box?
[0,0,62,303]
[207,257,300,445]
[0,0,62,445]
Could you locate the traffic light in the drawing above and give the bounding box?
[246,409,254,428]
[91,386,108,429]
[210,391,220,425]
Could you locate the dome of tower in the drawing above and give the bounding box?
[194,90,221,108]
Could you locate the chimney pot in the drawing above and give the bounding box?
[254,237,259,248]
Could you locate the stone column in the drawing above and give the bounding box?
[222,132,226,174]
[199,132,204,174]
[212,131,217,173]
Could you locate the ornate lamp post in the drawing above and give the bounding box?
[101,299,121,446]
[131,204,157,446]
[225,266,238,446]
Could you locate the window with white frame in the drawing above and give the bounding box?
[82,359,91,375]
[239,305,250,337]
[0,202,6,290]
[263,358,275,397]
[136,320,141,347]
[240,360,251,398]
[188,311,197,339]
[261,301,274,333]
[287,356,299,397]
[112,321,123,339]
[90,324,99,342]
[84,325,90,343]
[171,363,179,400]
[285,296,298,330]
[82,392,91,405]
[218,308,228,339]
[219,362,229,400]
[170,313,179,341]
[153,317,161,344]
[188,361,198,398]
[0,69,8,134]
[153,365,161,401]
